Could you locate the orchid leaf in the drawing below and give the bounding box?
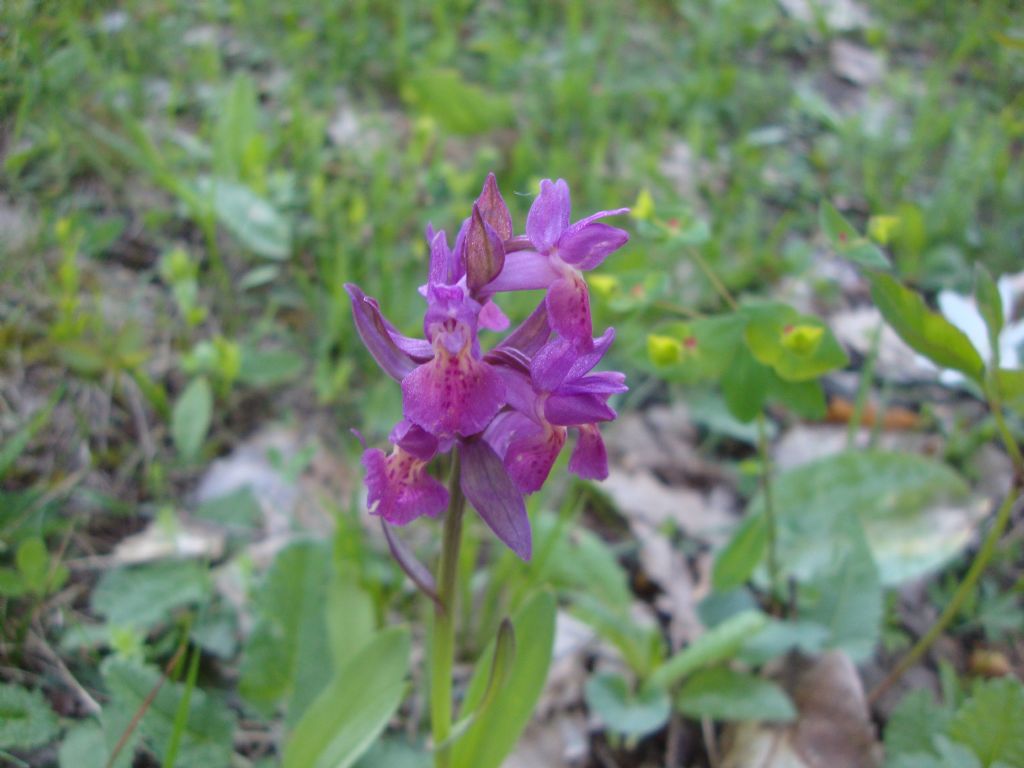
[868,272,985,383]
[453,591,555,768]
[447,619,516,744]
[283,627,410,768]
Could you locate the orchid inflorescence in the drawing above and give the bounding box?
[347,175,629,560]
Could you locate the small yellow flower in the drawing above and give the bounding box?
[781,324,824,355]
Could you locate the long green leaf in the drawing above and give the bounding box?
[283,627,410,768]
[869,272,985,383]
[453,592,556,768]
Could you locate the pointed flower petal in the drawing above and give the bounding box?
[526,179,571,253]
[557,222,629,271]
[568,424,608,480]
[346,283,430,380]
[544,392,616,426]
[478,299,510,331]
[402,347,504,437]
[566,327,616,380]
[484,250,561,293]
[530,337,578,392]
[459,438,531,560]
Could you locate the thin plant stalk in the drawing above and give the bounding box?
[869,380,1023,704]
[756,413,781,608]
[685,245,737,311]
[846,321,882,449]
[869,488,1021,704]
[430,453,466,768]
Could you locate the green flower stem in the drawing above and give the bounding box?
[430,454,466,768]
[869,487,1020,705]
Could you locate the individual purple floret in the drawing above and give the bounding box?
[486,330,626,493]
[362,421,448,525]
[484,178,629,349]
[348,174,628,562]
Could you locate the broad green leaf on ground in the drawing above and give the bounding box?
[570,593,665,677]
[739,619,830,665]
[0,683,59,750]
[648,610,767,690]
[191,603,239,659]
[91,560,211,631]
[746,450,972,586]
[869,273,985,383]
[172,376,212,461]
[721,350,770,422]
[283,627,410,768]
[799,514,881,661]
[400,68,514,135]
[712,513,767,591]
[948,678,1024,768]
[102,658,235,768]
[585,671,671,737]
[888,738,983,768]
[536,514,632,609]
[14,536,68,596]
[58,721,111,768]
[819,201,890,269]
[325,567,376,670]
[196,177,291,259]
[885,689,952,761]
[453,591,556,768]
[742,303,848,381]
[239,540,334,723]
[675,666,796,722]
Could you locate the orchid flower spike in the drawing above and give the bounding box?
[347,174,629,561]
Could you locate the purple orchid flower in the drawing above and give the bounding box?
[485,178,629,348]
[362,421,449,525]
[348,173,628,563]
[486,330,627,493]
